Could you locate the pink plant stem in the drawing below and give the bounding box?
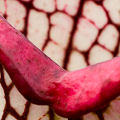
[0,15,66,104]
[0,15,120,117]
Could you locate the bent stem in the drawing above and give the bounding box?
[0,15,120,117]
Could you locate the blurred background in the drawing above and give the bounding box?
[0,0,120,120]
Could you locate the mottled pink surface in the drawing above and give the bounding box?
[0,0,120,120]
